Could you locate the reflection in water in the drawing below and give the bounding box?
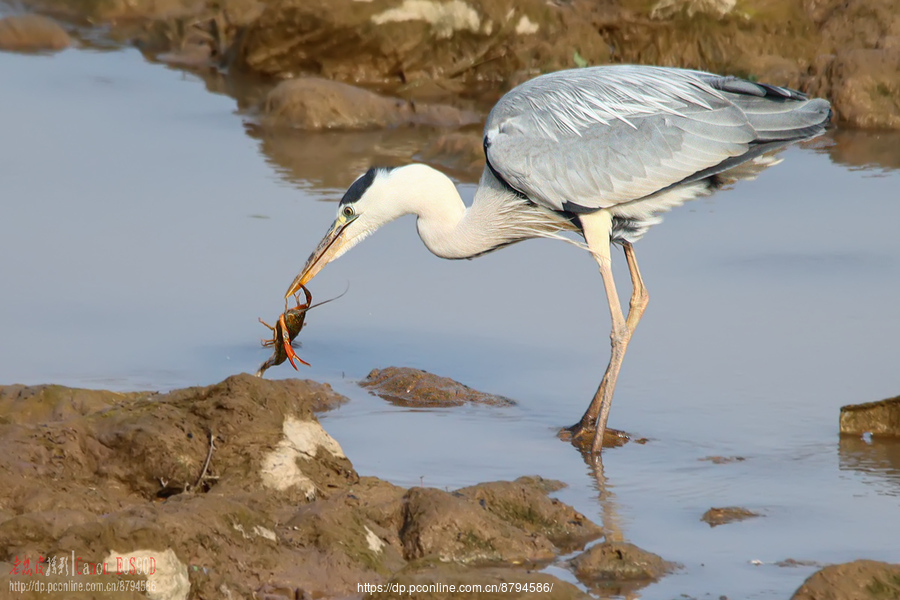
[588,455,624,543]
[180,67,489,192]
[246,125,452,193]
[808,129,900,173]
[839,436,900,497]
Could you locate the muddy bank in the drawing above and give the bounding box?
[360,366,515,407]
[10,0,900,129]
[233,0,899,128]
[570,542,676,596]
[700,506,761,527]
[0,14,70,52]
[791,560,900,599]
[0,375,673,598]
[262,78,481,131]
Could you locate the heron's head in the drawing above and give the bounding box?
[285,166,405,297]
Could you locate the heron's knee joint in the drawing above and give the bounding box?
[609,331,628,346]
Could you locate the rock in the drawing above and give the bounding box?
[19,0,198,23]
[369,564,591,599]
[569,541,676,595]
[156,42,214,68]
[235,0,610,85]
[777,558,823,568]
[700,506,761,527]
[399,477,601,565]
[261,78,480,130]
[0,375,364,598]
[560,425,646,452]
[456,478,603,552]
[0,383,149,425]
[826,49,900,129]
[360,367,515,407]
[399,487,557,564]
[649,0,737,20]
[0,14,70,53]
[699,456,747,464]
[11,0,900,130]
[790,560,900,600]
[0,376,619,598]
[840,394,900,438]
[282,483,408,585]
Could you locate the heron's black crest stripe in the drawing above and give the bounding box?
[340,167,394,205]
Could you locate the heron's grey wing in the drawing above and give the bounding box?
[699,74,832,141]
[484,66,828,213]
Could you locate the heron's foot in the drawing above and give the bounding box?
[558,421,635,453]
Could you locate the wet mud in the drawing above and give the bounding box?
[9,0,900,128]
[791,560,900,600]
[569,542,677,596]
[360,367,516,408]
[0,13,69,52]
[0,376,673,598]
[700,506,762,527]
[261,78,481,131]
[699,456,747,464]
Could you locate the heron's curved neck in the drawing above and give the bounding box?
[389,164,524,259]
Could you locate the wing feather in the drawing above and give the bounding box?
[484,65,829,213]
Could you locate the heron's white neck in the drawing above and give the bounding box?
[380,164,551,259]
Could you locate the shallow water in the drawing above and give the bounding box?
[2,45,900,599]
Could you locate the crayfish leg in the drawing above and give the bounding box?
[279,314,310,369]
[284,343,311,369]
[300,285,312,309]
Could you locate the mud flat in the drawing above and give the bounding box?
[0,375,673,598]
[790,560,900,600]
[9,0,900,129]
[360,366,516,407]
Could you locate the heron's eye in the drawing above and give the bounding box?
[341,206,354,218]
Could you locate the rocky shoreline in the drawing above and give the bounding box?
[1,375,898,599]
[3,0,900,131]
[3,2,900,596]
[0,375,673,599]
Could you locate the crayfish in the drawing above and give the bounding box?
[255,284,344,377]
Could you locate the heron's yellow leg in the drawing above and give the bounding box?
[576,212,648,454]
[623,241,649,333]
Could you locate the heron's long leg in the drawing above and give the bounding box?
[577,210,627,453]
[589,241,649,453]
[622,241,649,332]
[575,214,649,453]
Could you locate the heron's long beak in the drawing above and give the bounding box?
[285,213,357,298]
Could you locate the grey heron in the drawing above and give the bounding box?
[285,65,832,454]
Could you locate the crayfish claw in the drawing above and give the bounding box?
[284,342,311,369]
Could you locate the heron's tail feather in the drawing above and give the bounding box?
[740,97,833,142]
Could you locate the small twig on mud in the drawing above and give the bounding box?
[448,48,505,79]
[193,429,216,490]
